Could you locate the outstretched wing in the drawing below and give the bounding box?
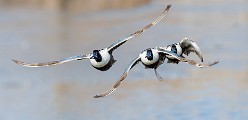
[157,48,184,60]
[107,4,171,53]
[94,56,141,98]
[157,48,218,68]
[183,60,219,68]
[12,54,91,67]
[179,37,203,62]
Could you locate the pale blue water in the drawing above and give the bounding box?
[0,0,248,120]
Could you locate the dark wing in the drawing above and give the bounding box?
[107,4,171,53]
[12,54,91,67]
[179,38,203,62]
[94,56,141,98]
[157,48,218,68]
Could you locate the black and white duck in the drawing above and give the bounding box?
[94,38,219,98]
[12,5,172,71]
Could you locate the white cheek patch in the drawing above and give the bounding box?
[140,49,159,65]
[175,44,182,55]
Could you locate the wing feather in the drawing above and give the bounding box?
[157,48,218,68]
[12,54,90,67]
[94,56,141,98]
[107,5,171,53]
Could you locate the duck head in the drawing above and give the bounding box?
[171,44,177,54]
[145,49,153,61]
[91,50,102,62]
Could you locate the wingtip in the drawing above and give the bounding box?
[166,4,172,10]
[12,59,17,62]
[197,54,203,62]
[12,59,23,65]
[93,95,101,98]
[214,61,219,64]
[209,61,219,66]
[94,94,106,98]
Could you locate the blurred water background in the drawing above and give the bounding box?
[0,0,248,120]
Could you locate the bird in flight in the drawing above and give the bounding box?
[12,5,172,71]
[94,38,219,98]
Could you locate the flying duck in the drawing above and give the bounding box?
[162,37,203,64]
[12,5,172,71]
[94,38,219,98]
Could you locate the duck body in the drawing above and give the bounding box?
[164,43,182,64]
[89,49,116,71]
[140,48,165,69]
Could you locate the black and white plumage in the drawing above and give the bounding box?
[12,5,172,71]
[163,37,203,64]
[94,39,219,98]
